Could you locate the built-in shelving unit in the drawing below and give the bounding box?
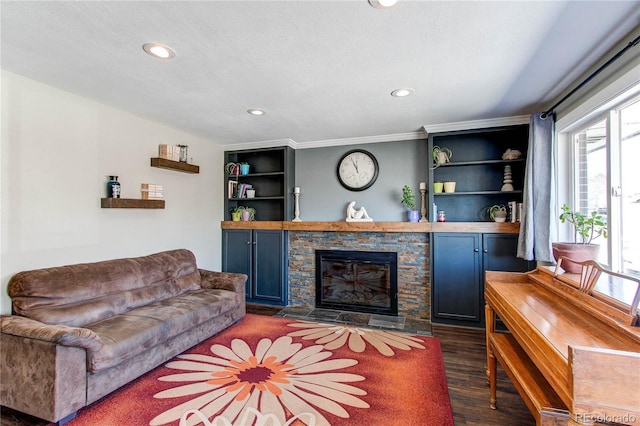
[224,147,295,221]
[151,158,199,174]
[428,125,529,222]
[101,198,165,209]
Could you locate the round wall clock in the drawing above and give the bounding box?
[336,149,379,191]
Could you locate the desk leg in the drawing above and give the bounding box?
[485,304,497,409]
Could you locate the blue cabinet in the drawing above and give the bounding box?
[222,229,288,305]
[432,232,534,327]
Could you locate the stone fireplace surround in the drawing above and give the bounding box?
[289,230,429,321]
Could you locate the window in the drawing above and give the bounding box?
[570,96,640,276]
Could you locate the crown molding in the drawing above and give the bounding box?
[220,118,530,151]
[221,138,296,151]
[422,115,530,136]
[294,131,426,150]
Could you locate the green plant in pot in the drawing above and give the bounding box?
[238,206,256,221]
[229,206,243,221]
[552,204,607,273]
[401,185,419,222]
[485,204,507,222]
[432,146,452,168]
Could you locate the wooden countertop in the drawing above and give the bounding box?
[220,221,521,233]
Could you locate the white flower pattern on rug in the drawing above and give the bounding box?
[149,336,368,426]
[286,321,425,356]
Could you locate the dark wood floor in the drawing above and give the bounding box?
[1,304,534,426]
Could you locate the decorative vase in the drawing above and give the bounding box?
[178,145,188,163]
[240,164,250,175]
[551,242,600,273]
[246,189,256,198]
[407,210,420,222]
[433,182,444,193]
[492,211,507,222]
[231,211,241,221]
[106,176,121,198]
[241,211,251,221]
[443,181,456,193]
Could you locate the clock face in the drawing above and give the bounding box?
[337,149,379,191]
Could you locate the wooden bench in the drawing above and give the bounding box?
[488,332,568,424]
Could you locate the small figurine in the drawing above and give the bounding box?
[502,149,522,160]
[346,201,373,222]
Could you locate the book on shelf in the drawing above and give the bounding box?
[228,181,238,198]
[141,183,164,200]
[508,201,518,222]
[158,144,180,162]
[141,192,164,200]
[238,183,252,198]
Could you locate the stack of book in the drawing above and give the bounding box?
[228,182,253,199]
[158,144,180,162]
[141,183,164,200]
[507,201,523,222]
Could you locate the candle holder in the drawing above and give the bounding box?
[292,189,302,222]
[419,188,428,222]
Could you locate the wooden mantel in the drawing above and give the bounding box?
[220,221,521,234]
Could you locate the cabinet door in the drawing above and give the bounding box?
[432,233,482,323]
[222,229,253,296]
[253,230,287,304]
[482,234,534,272]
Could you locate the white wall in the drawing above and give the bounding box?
[1,71,224,314]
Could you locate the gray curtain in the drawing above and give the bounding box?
[517,112,555,262]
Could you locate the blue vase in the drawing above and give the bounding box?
[106,176,121,198]
[407,210,420,222]
[240,164,250,175]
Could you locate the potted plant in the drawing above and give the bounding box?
[401,185,419,222]
[225,162,239,176]
[552,204,607,272]
[432,146,452,168]
[238,205,256,221]
[485,204,507,222]
[229,206,243,221]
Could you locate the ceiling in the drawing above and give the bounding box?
[2,1,639,148]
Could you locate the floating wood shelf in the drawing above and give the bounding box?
[150,158,199,174]
[101,198,165,209]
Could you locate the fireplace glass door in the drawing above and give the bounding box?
[315,250,398,316]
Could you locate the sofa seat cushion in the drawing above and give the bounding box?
[86,289,241,373]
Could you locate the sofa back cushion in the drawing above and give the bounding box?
[8,249,201,327]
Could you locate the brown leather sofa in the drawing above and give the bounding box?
[0,249,247,424]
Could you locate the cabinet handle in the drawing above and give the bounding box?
[474,248,479,252]
[246,241,251,245]
[253,242,257,245]
[483,249,488,253]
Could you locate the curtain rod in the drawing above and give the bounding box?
[541,33,640,119]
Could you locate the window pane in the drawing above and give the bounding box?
[620,99,640,276]
[574,119,608,264]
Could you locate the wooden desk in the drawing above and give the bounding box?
[485,260,640,425]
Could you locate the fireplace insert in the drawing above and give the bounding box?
[315,250,398,316]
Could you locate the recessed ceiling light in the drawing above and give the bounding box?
[391,88,414,97]
[369,0,399,9]
[142,43,176,60]
[247,109,266,116]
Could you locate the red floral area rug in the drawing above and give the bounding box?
[68,314,453,426]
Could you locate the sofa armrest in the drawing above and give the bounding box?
[199,269,247,294]
[1,315,102,351]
